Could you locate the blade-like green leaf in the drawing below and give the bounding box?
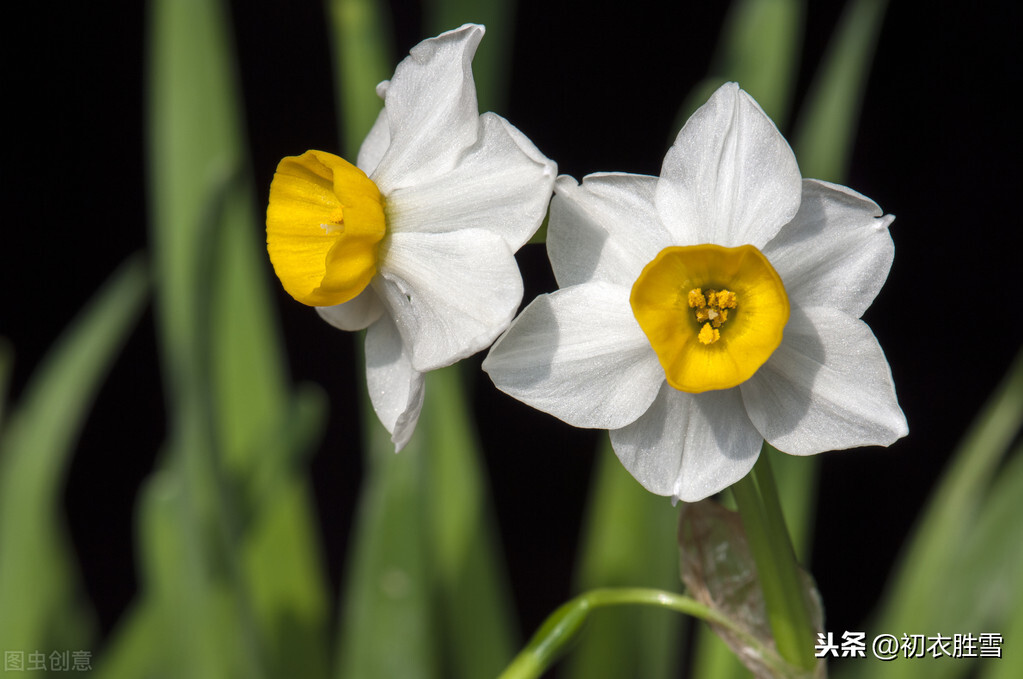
[242,473,332,679]
[95,386,329,679]
[335,378,438,679]
[148,0,243,401]
[835,350,1023,679]
[90,601,160,678]
[948,442,1023,632]
[143,2,330,678]
[327,0,394,157]
[675,0,804,134]
[793,0,890,181]
[980,476,1023,679]
[131,467,256,679]
[689,626,752,679]
[335,366,518,679]
[563,437,685,679]
[208,179,290,475]
[0,255,147,653]
[423,365,518,678]
[874,349,1023,632]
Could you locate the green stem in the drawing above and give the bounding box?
[732,450,816,670]
[498,588,786,679]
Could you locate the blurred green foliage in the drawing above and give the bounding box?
[0,257,147,659]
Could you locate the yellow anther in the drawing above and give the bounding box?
[687,287,737,338]
[698,323,720,345]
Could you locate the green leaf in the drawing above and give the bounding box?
[836,349,1023,679]
[0,255,147,653]
[562,437,685,679]
[334,375,438,679]
[689,627,752,679]
[326,0,394,157]
[423,365,518,678]
[335,364,518,679]
[131,468,257,679]
[793,0,890,182]
[242,473,332,679]
[148,0,244,399]
[208,180,290,473]
[91,602,160,678]
[980,469,1023,679]
[675,0,804,134]
[142,2,331,678]
[876,349,1023,630]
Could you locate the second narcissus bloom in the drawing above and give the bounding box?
[267,24,555,449]
[484,82,908,502]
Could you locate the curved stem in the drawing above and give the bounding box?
[498,588,786,679]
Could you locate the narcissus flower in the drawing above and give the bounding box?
[267,24,555,449]
[483,83,907,502]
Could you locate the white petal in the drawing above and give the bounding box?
[482,281,664,429]
[763,179,895,318]
[365,313,426,451]
[610,384,763,502]
[372,24,484,193]
[316,285,384,331]
[548,173,671,288]
[375,228,522,372]
[383,112,555,250]
[656,82,801,248]
[357,107,391,176]
[741,307,908,455]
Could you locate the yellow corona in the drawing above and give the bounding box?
[630,244,789,393]
[266,150,386,307]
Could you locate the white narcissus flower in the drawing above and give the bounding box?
[483,82,908,502]
[266,24,556,450]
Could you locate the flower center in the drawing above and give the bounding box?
[630,244,789,393]
[266,150,386,307]
[687,287,737,345]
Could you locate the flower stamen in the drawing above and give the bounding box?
[688,287,737,343]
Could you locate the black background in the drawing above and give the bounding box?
[2,0,1021,669]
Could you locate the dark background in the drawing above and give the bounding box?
[2,0,1021,668]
